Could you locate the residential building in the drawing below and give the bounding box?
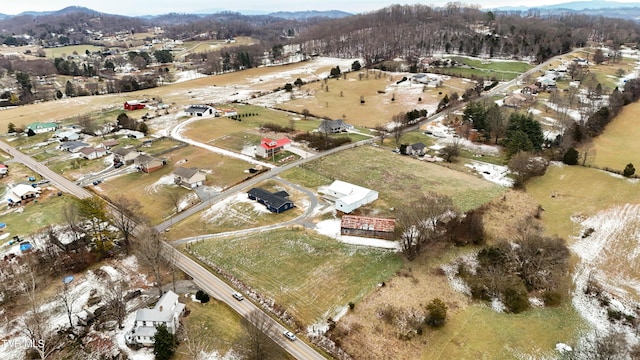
[185,105,215,117]
[247,188,295,213]
[125,290,185,347]
[26,122,58,134]
[173,167,206,188]
[256,137,291,158]
[406,142,426,156]
[318,119,350,134]
[0,164,7,176]
[79,146,108,160]
[340,215,396,240]
[112,147,141,164]
[319,180,379,214]
[7,184,41,205]
[59,141,90,153]
[135,154,164,173]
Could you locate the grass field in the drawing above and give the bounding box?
[187,227,403,326]
[0,191,74,241]
[589,101,640,171]
[284,145,505,215]
[44,45,104,58]
[526,163,640,239]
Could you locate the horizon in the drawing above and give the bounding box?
[3,0,640,16]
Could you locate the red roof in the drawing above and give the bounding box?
[260,137,290,150]
[0,164,6,169]
[341,215,396,232]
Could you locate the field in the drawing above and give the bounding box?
[589,101,640,171]
[278,72,471,127]
[436,56,533,81]
[43,45,104,58]
[187,227,403,326]
[287,145,505,215]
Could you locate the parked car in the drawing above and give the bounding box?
[114,162,124,169]
[232,292,244,301]
[283,331,297,341]
[36,179,50,185]
[92,180,102,185]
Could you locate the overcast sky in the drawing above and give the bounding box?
[4,0,640,16]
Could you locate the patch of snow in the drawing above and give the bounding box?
[555,342,573,353]
[465,160,513,187]
[490,297,506,313]
[146,174,175,193]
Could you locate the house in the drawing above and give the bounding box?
[125,290,185,347]
[54,130,81,141]
[503,93,531,108]
[522,84,539,95]
[340,215,396,240]
[79,146,108,160]
[318,119,350,134]
[60,141,90,153]
[7,184,41,205]
[135,154,164,173]
[116,129,145,139]
[173,167,206,188]
[0,164,7,176]
[247,188,295,213]
[319,180,379,214]
[185,105,215,117]
[101,139,119,149]
[26,122,57,134]
[406,142,426,156]
[124,100,146,110]
[256,137,291,158]
[112,147,141,164]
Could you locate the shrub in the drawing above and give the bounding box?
[542,290,562,307]
[348,302,355,310]
[503,286,530,313]
[623,163,635,177]
[562,147,579,165]
[195,290,210,303]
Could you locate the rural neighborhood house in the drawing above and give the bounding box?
[247,187,295,213]
[125,290,185,347]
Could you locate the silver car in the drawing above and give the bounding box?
[283,331,296,341]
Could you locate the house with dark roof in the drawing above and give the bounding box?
[59,141,89,153]
[406,142,426,156]
[256,137,291,158]
[247,188,295,213]
[125,290,184,347]
[340,215,396,240]
[135,154,165,173]
[318,119,350,134]
[173,167,206,188]
[185,105,215,117]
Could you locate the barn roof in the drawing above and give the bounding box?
[341,215,395,232]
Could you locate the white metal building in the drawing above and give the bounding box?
[319,180,378,213]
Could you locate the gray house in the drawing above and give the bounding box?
[173,167,206,188]
[125,290,185,347]
[318,119,350,134]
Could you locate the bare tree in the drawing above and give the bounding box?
[237,311,280,360]
[103,279,128,329]
[580,141,596,166]
[59,280,76,331]
[507,151,548,187]
[440,137,461,162]
[163,188,183,215]
[373,124,389,145]
[180,321,215,360]
[62,202,83,244]
[135,226,164,297]
[111,195,144,254]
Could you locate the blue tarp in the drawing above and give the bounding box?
[19,242,32,252]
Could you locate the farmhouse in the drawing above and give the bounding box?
[79,146,108,160]
[247,187,295,213]
[112,147,140,164]
[125,290,185,347]
[26,122,57,134]
[319,180,379,214]
[185,104,215,117]
[340,215,396,240]
[405,142,426,156]
[256,137,291,158]
[522,84,539,95]
[59,141,89,153]
[173,167,206,188]
[135,154,164,173]
[7,184,41,205]
[318,119,351,134]
[124,100,146,110]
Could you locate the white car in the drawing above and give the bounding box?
[283,330,297,341]
[232,292,244,301]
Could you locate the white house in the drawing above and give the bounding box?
[7,184,41,205]
[79,146,108,160]
[185,105,215,117]
[319,180,379,214]
[125,290,185,347]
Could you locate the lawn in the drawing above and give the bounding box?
[0,190,74,241]
[186,227,403,326]
[286,145,505,215]
[43,45,103,58]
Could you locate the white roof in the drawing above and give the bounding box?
[135,290,183,323]
[12,184,40,198]
[327,180,376,205]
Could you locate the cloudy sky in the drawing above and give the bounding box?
[4,0,639,16]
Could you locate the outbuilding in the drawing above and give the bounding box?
[319,180,378,214]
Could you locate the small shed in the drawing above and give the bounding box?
[124,100,146,110]
[247,188,294,213]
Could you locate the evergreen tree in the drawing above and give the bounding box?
[153,323,177,360]
[425,298,447,328]
[562,147,579,165]
[623,163,636,177]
